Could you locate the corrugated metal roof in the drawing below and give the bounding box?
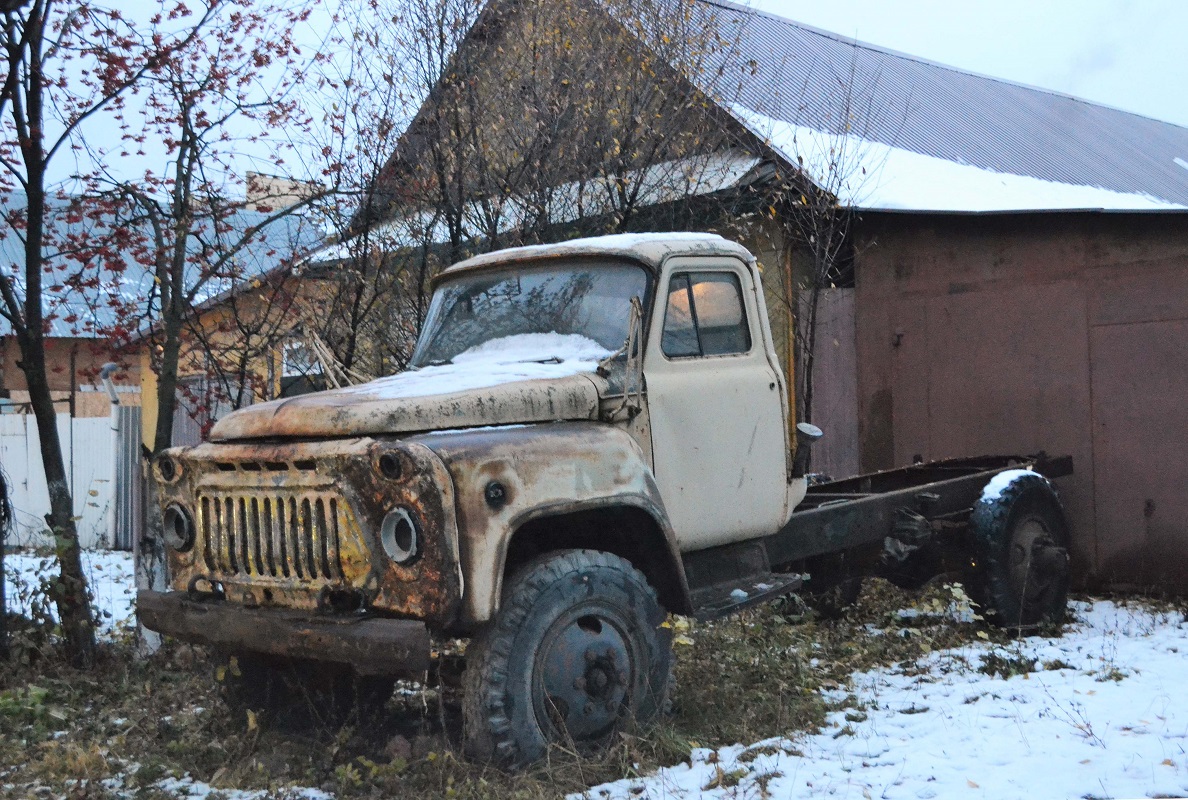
[694,0,1188,207]
[0,196,323,339]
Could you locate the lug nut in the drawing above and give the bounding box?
[574,677,586,690]
[605,700,617,712]
[584,702,594,715]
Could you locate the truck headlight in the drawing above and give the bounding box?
[380,507,419,564]
[163,504,195,552]
[156,454,181,483]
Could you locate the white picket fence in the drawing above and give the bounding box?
[0,413,118,549]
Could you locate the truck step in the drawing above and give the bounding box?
[689,572,804,621]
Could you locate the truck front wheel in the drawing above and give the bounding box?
[463,549,673,767]
[970,472,1071,630]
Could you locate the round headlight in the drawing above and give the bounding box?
[377,452,403,480]
[157,455,180,483]
[163,504,194,552]
[379,507,419,564]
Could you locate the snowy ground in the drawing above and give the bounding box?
[3,549,136,638]
[5,552,1187,799]
[578,601,1188,800]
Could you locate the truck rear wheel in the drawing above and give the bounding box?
[462,549,673,767]
[970,472,1070,630]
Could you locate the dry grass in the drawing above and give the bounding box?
[0,579,1004,799]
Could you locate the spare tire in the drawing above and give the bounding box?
[970,471,1070,630]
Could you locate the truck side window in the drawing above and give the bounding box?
[661,272,751,357]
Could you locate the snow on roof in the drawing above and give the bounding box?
[0,195,324,339]
[696,1,1188,212]
[733,106,1186,213]
[441,231,752,276]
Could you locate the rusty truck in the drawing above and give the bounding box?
[139,233,1072,766]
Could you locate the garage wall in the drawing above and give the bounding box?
[854,212,1188,590]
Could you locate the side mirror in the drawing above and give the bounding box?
[791,422,824,478]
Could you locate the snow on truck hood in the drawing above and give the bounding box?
[209,334,613,441]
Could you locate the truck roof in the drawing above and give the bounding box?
[438,232,755,281]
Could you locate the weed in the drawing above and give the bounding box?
[738,743,783,763]
[977,650,1038,679]
[703,765,748,790]
[753,769,784,797]
[1096,666,1128,683]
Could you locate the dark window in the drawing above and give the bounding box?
[661,272,751,358]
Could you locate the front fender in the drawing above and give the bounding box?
[412,422,684,624]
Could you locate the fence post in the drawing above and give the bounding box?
[1,468,9,660]
[100,364,121,551]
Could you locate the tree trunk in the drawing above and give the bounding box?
[152,313,185,454]
[17,336,97,666]
[1,469,9,660]
[19,130,97,663]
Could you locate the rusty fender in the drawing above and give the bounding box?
[412,421,686,625]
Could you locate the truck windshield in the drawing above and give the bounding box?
[410,260,650,367]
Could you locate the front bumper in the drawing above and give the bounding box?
[138,590,431,675]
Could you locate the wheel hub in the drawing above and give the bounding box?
[535,611,635,742]
[1010,517,1068,606]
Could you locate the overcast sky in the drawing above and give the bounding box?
[749,0,1188,128]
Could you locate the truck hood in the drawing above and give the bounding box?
[209,368,605,442]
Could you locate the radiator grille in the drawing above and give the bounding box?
[196,491,353,581]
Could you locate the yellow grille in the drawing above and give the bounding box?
[196,491,354,581]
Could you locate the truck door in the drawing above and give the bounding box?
[643,257,790,549]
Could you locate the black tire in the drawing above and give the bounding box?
[216,652,394,728]
[970,472,1071,630]
[462,549,673,767]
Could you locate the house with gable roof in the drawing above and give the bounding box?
[346,0,1188,591]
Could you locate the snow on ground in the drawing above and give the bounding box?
[7,553,1187,798]
[333,332,613,399]
[732,105,1187,213]
[578,600,1188,800]
[3,549,136,638]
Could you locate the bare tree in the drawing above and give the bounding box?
[737,52,893,432]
